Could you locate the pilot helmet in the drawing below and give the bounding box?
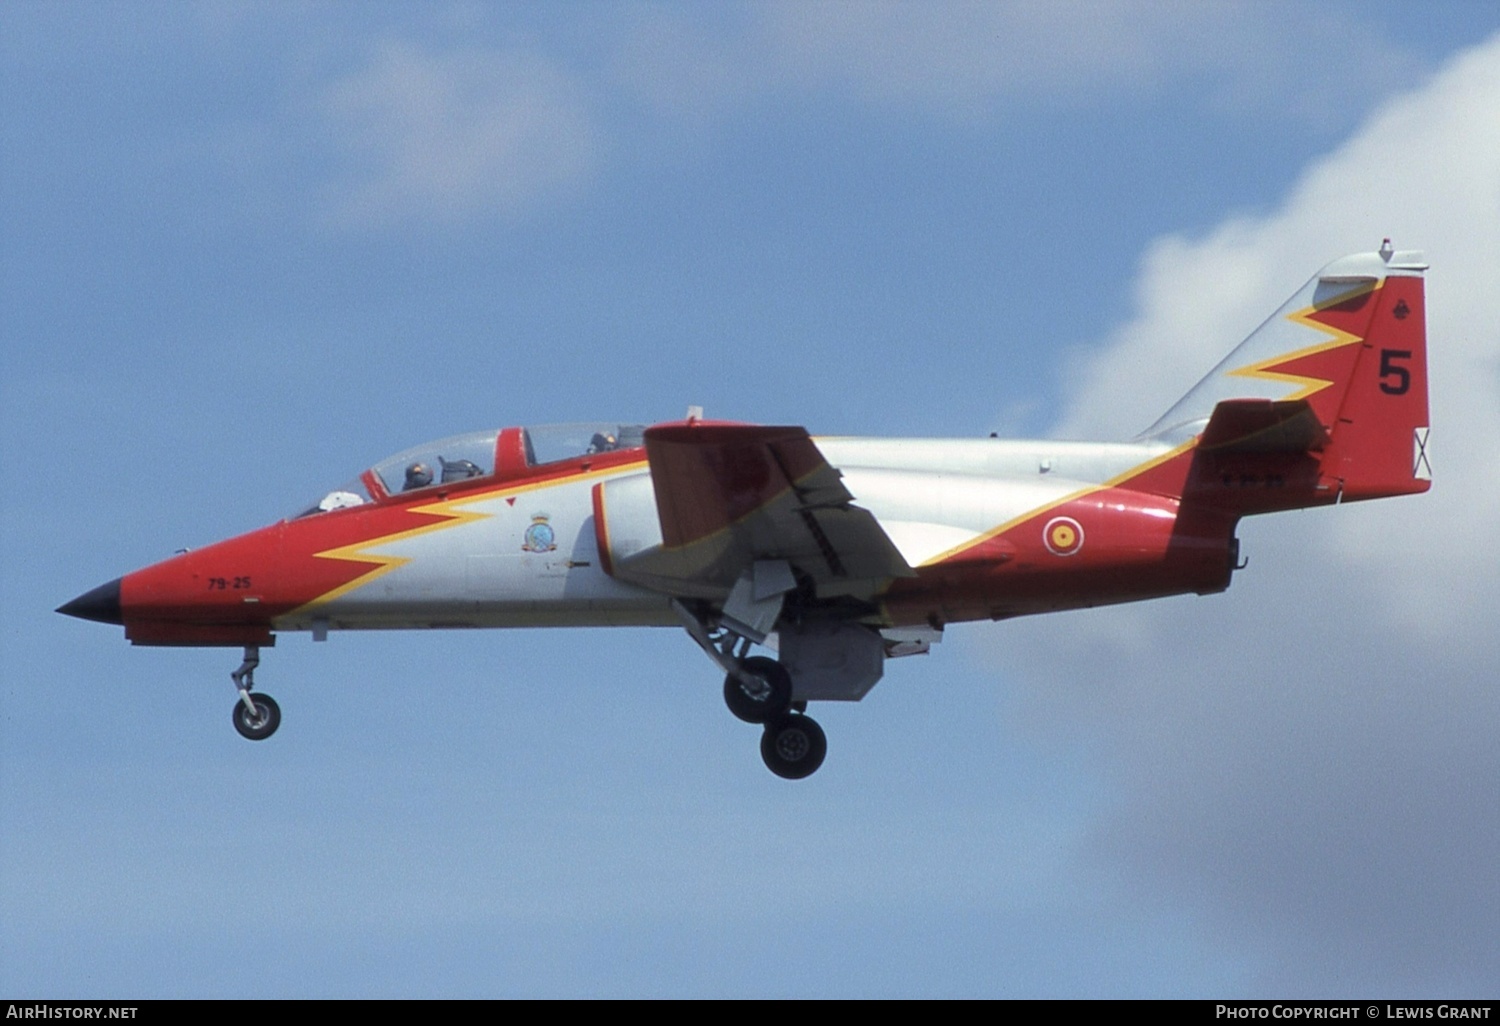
[404,462,433,489]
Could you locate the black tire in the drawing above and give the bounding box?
[232,693,281,741]
[760,713,827,780]
[723,655,793,724]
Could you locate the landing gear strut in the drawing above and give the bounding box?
[230,644,280,741]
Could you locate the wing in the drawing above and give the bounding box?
[599,423,914,602]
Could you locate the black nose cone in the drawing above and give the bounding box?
[57,577,123,625]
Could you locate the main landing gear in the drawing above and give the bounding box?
[724,657,827,779]
[230,644,280,741]
[674,599,828,780]
[723,655,792,723]
[759,711,827,780]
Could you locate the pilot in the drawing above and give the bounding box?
[587,432,618,454]
[403,462,434,491]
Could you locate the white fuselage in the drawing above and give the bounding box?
[271,436,1172,634]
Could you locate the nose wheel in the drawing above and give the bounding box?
[233,692,281,740]
[229,644,281,741]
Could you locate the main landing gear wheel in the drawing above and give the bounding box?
[232,692,281,741]
[760,713,827,780]
[723,655,793,724]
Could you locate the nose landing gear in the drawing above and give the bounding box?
[230,645,280,741]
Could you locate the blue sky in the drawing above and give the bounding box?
[4,2,1499,997]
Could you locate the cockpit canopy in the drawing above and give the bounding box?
[293,423,646,519]
[371,430,500,496]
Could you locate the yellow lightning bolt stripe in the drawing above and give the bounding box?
[1224,280,1379,401]
[914,438,1198,568]
[296,497,493,610]
[292,459,648,613]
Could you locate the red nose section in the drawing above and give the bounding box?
[106,523,286,647]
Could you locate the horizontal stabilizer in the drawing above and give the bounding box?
[1198,399,1329,454]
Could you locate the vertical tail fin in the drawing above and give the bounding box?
[1319,254,1430,500]
[1148,243,1430,506]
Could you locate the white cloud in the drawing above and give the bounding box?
[1053,34,1500,640]
[997,33,1500,991]
[321,42,596,226]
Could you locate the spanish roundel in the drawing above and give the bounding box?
[1043,516,1084,556]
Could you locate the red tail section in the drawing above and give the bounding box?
[1318,272,1430,501]
[1151,246,1430,514]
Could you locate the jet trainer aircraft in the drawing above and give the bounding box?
[59,243,1431,778]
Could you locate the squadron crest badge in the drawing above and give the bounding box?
[522,514,557,553]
